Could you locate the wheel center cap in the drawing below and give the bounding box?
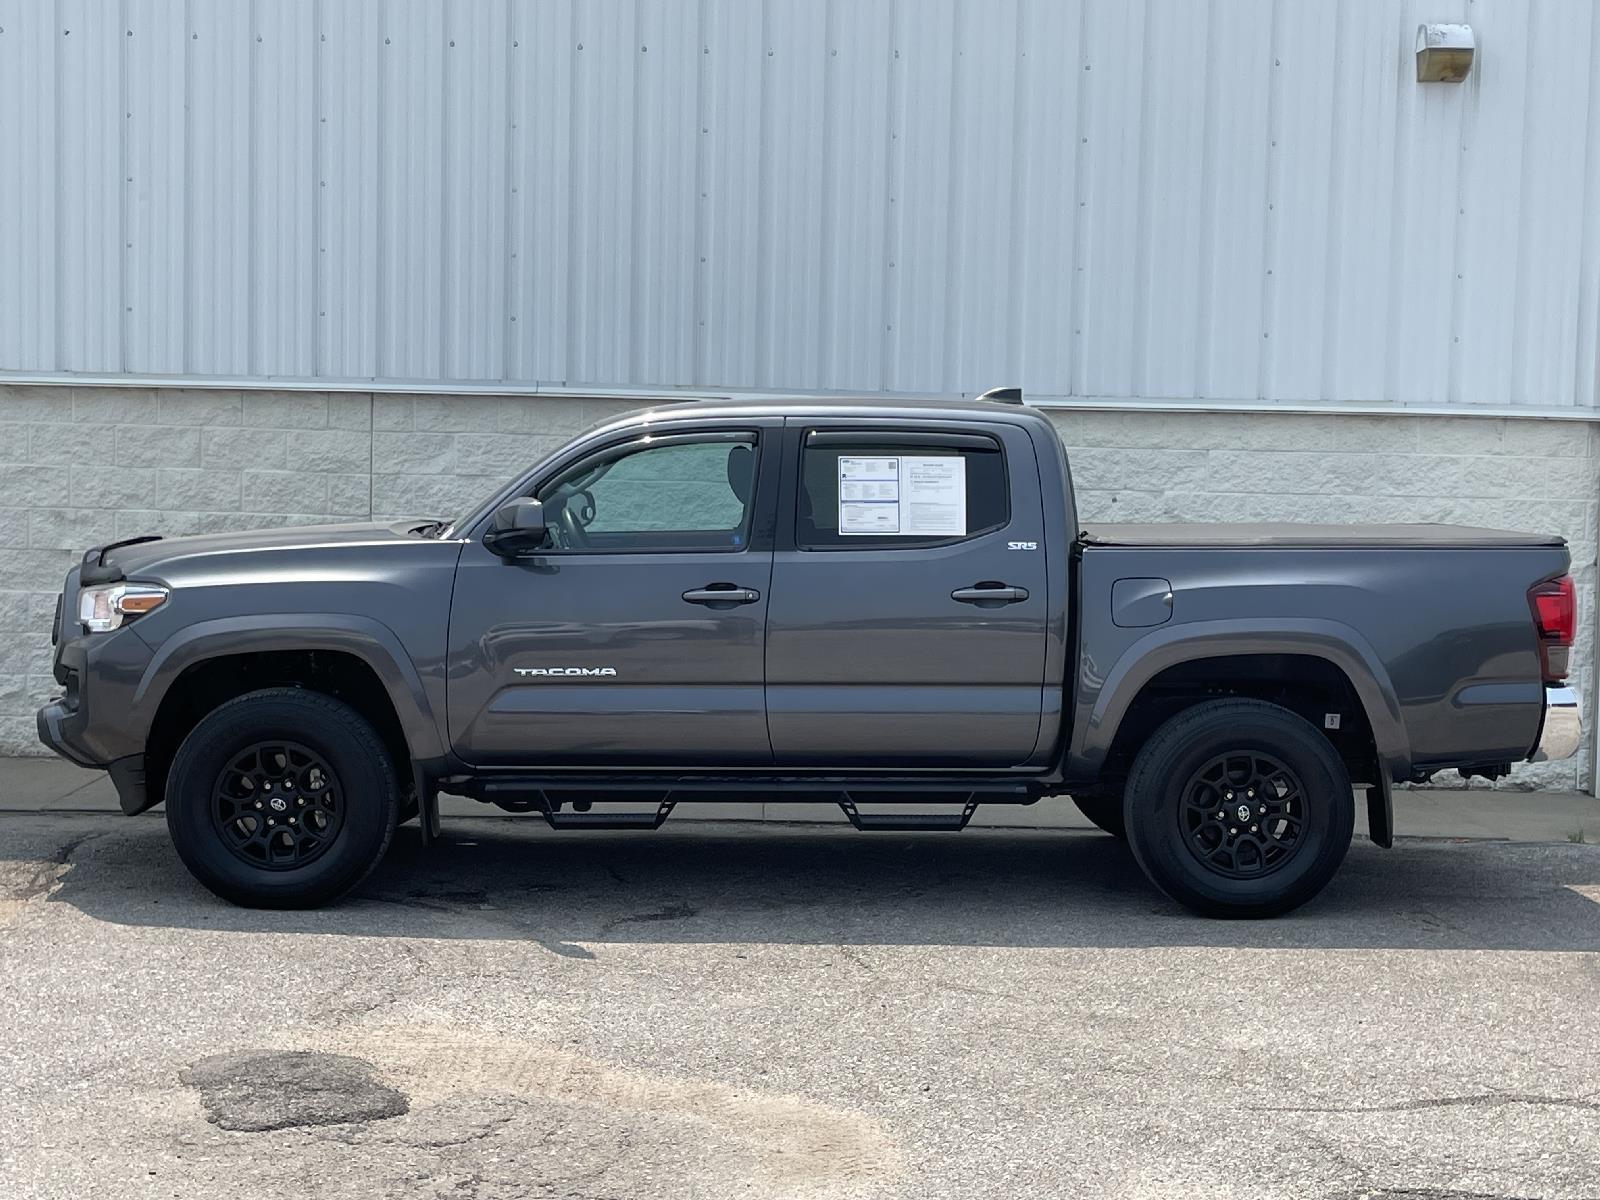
[269,796,288,812]
[1235,803,1252,823]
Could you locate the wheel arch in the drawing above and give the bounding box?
[131,616,444,815]
[1067,619,1410,786]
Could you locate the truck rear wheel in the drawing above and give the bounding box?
[165,689,399,908]
[1123,699,1354,918]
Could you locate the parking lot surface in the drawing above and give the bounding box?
[2,813,1599,1199]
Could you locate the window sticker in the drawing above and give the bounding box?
[838,456,901,533]
[837,455,967,536]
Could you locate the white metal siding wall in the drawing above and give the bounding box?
[2,0,1599,408]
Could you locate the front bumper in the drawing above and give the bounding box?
[1531,686,1582,762]
[36,697,152,814]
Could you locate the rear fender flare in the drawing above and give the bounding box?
[1069,618,1410,782]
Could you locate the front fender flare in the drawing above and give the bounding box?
[134,613,446,764]
[1067,617,1410,782]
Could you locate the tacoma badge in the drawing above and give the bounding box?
[514,667,618,677]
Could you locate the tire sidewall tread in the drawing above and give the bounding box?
[1123,698,1355,919]
[165,688,399,908]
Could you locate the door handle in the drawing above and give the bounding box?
[951,583,1029,605]
[682,583,762,606]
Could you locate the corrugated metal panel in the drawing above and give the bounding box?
[55,0,122,372]
[0,0,57,371]
[319,0,382,380]
[2,0,1599,409]
[187,0,252,376]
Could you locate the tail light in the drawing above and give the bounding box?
[1528,575,1576,682]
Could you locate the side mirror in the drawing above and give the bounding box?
[484,498,548,557]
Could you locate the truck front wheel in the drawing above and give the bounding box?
[1123,699,1354,918]
[165,689,400,908]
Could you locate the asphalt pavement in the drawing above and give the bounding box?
[2,802,1599,1199]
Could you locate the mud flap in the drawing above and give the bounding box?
[1365,779,1393,849]
[414,766,441,846]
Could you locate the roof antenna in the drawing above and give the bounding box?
[974,386,1023,405]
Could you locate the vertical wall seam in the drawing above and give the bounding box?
[374,0,387,379]
[439,1,452,379]
[1066,0,1090,398]
[52,0,66,369]
[939,0,963,389]
[627,0,644,384]
[563,0,581,382]
[1004,0,1029,383]
[1129,2,1156,396]
[1381,3,1410,405]
[815,0,837,388]
[501,0,516,382]
[311,0,323,377]
[246,0,258,376]
[690,0,709,384]
[1443,2,1476,407]
[182,0,194,374]
[118,0,130,372]
[1193,0,1220,398]
[877,0,903,393]
[1575,0,1600,409]
[1508,1,1541,406]
[1255,0,1284,403]
[753,0,773,386]
[1321,0,1348,405]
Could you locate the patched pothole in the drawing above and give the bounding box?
[181,1051,410,1132]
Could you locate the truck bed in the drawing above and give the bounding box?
[1079,522,1566,549]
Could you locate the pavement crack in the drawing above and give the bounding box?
[598,902,697,934]
[4,830,109,906]
[1275,1091,1600,1115]
[1325,1189,1543,1200]
[323,941,429,1025]
[51,830,104,865]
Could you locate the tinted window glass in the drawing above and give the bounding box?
[797,438,1008,549]
[536,435,757,552]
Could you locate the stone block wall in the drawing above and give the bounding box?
[1,384,1594,790]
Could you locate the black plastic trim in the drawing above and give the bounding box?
[80,535,162,585]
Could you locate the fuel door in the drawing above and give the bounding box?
[1112,577,1173,628]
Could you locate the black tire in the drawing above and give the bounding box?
[165,688,400,908]
[1072,793,1127,839]
[1123,699,1353,918]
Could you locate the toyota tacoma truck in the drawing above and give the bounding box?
[36,394,1581,917]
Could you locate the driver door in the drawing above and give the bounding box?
[447,423,779,766]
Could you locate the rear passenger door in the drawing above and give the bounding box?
[764,419,1048,767]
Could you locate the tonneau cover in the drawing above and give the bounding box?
[1078,522,1565,549]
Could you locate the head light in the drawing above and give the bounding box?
[78,583,169,633]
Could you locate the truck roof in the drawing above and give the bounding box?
[619,394,1047,423]
[1080,522,1567,549]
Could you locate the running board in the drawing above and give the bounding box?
[466,779,1014,832]
[837,792,981,832]
[474,781,677,830]
[541,802,676,831]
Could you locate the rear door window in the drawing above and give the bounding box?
[796,433,1009,549]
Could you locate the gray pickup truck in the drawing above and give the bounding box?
[37,395,1579,917]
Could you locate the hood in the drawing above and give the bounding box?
[82,520,446,583]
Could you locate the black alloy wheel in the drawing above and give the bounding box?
[212,741,346,869]
[1123,698,1354,918]
[167,688,400,908]
[1177,751,1307,879]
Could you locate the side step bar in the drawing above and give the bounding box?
[837,792,982,832]
[463,779,1028,833]
[475,781,677,830]
[541,802,676,831]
